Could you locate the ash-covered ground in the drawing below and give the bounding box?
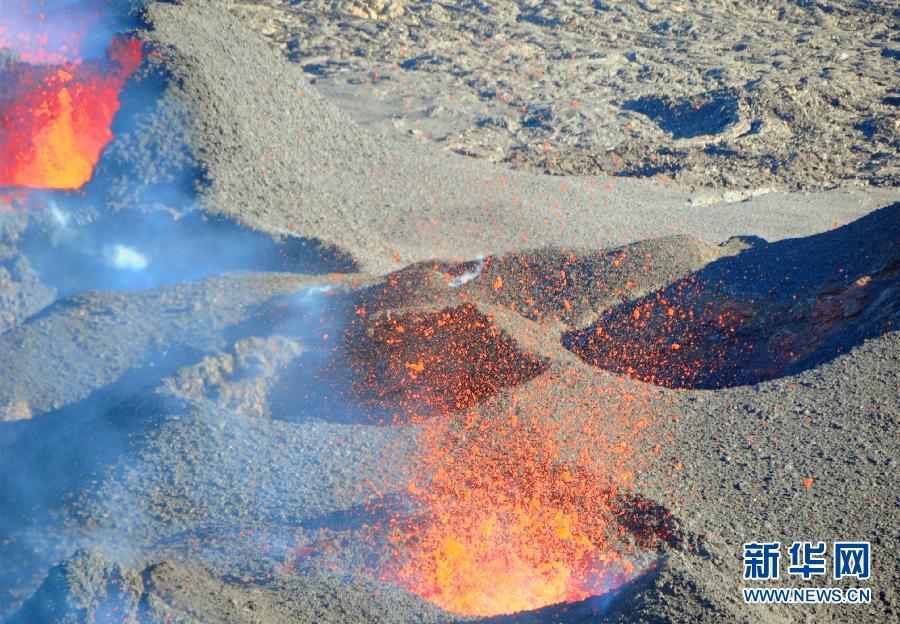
[1,1,898,623]
[234,0,899,190]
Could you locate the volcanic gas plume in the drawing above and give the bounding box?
[0,0,125,64]
[0,25,142,190]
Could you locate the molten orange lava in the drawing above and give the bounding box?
[0,35,142,190]
[390,414,637,616]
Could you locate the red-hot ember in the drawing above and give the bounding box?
[383,379,657,617]
[0,35,142,190]
[350,305,547,419]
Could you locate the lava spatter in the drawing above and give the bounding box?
[349,304,547,420]
[0,35,142,190]
[0,0,124,64]
[385,413,641,616]
[371,364,669,617]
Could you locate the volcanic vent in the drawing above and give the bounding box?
[0,4,142,190]
[263,256,694,618]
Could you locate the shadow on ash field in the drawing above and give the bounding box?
[565,203,899,389]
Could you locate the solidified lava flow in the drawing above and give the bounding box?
[0,34,142,190]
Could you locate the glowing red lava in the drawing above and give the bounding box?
[385,384,655,617]
[0,35,142,190]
